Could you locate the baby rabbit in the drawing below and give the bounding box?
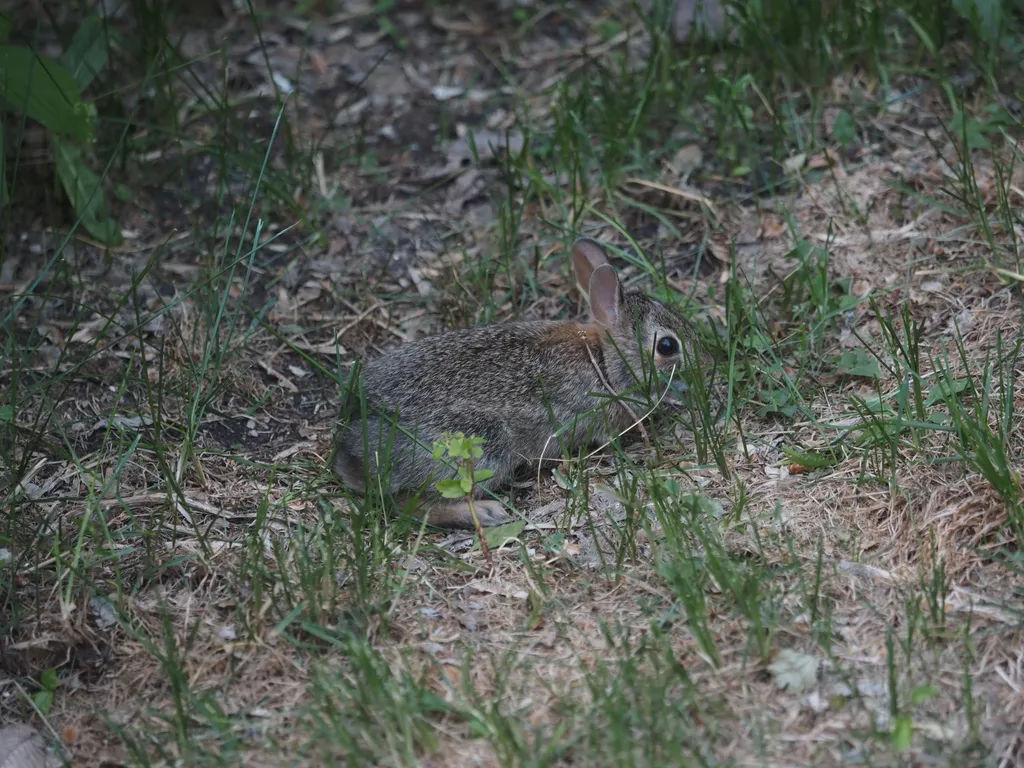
[333,237,709,529]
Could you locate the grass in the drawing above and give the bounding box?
[3,0,1024,765]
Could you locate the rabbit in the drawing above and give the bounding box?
[333,236,711,529]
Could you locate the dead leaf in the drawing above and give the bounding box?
[851,279,872,299]
[783,153,806,173]
[668,144,703,179]
[91,414,153,433]
[431,85,464,101]
[760,216,786,239]
[838,561,894,583]
[807,148,841,170]
[310,50,327,75]
[444,169,486,215]
[69,316,109,344]
[768,649,819,692]
[419,128,525,181]
[290,334,347,357]
[37,324,64,350]
[624,177,717,218]
[258,360,299,393]
[0,724,61,768]
[946,309,975,336]
[707,233,732,264]
[89,596,117,629]
[295,280,323,307]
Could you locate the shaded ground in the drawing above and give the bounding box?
[2,1,1024,766]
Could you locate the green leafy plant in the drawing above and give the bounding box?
[891,682,940,752]
[32,667,59,714]
[952,0,1005,45]
[832,109,856,146]
[432,432,496,562]
[940,331,1024,538]
[705,73,756,176]
[947,102,1015,150]
[780,239,833,330]
[0,14,121,244]
[372,0,406,49]
[834,348,881,379]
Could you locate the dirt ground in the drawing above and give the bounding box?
[2,1,1024,766]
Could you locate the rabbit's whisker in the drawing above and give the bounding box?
[584,336,651,454]
[533,361,678,497]
[582,363,677,465]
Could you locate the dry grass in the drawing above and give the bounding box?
[3,1,1024,766]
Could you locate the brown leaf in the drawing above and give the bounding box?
[807,148,841,170]
[668,144,703,179]
[760,216,786,240]
[0,725,60,768]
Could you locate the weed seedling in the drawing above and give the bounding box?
[432,432,497,565]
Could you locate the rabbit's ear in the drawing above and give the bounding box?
[588,264,621,327]
[572,237,611,289]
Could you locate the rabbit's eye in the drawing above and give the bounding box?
[656,336,680,357]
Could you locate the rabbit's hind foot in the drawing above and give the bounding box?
[421,499,512,529]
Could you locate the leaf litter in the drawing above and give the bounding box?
[2,0,1024,766]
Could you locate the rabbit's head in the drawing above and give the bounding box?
[572,238,707,404]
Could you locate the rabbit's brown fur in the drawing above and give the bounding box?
[334,237,710,528]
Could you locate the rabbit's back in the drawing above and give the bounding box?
[364,321,603,411]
